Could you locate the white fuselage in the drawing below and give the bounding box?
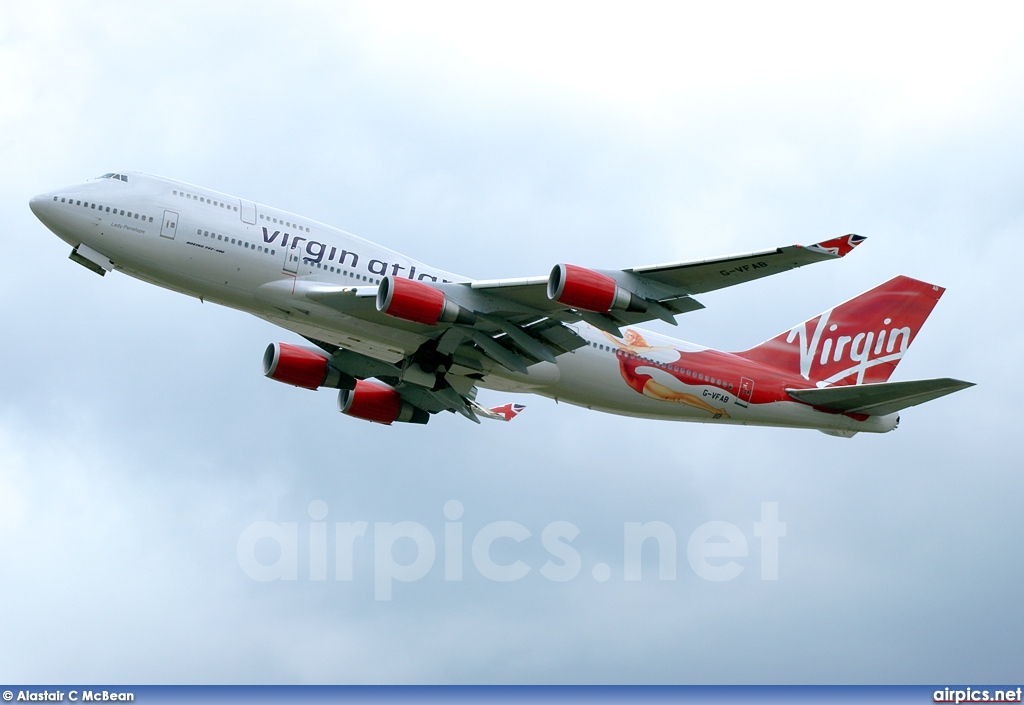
[30,172,896,434]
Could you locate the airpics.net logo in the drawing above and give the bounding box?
[236,501,786,600]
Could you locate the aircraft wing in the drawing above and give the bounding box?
[470,234,866,332]
[786,378,974,417]
[624,234,867,295]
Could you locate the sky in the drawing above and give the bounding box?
[1,0,1023,684]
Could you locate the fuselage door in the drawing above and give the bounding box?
[283,243,300,274]
[736,377,754,407]
[160,210,179,239]
[240,200,256,225]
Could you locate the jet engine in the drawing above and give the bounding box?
[263,342,354,390]
[376,276,476,325]
[547,264,647,314]
[338,380,430,425]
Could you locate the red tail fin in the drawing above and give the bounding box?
[736,276,945,386]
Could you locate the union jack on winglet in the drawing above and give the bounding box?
[485,405,528,422]
[468,400,526,421]
[806,233,867,257]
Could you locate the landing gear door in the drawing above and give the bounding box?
[160,211,178,239]
[736,377,754,408]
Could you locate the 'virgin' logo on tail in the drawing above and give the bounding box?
[786,313,911,383]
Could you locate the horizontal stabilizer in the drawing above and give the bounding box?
[786,378,974,417]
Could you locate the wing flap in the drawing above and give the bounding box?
[786,377,974,417]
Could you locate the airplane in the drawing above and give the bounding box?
[29,171,973,437]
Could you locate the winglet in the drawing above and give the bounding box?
[471,401,527,421]
[805,234,867,258]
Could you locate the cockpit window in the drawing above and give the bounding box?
[98,173,129,182]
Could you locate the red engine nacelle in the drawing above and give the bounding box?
[338,380,430,425]
[263,343,353,390]
[376,276,476,326]
[547,264,646,314]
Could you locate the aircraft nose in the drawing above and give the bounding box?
[29,193,50,220]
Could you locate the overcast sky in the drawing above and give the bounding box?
[2,0,1022,684]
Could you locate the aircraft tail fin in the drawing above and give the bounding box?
[736,275,945,386]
